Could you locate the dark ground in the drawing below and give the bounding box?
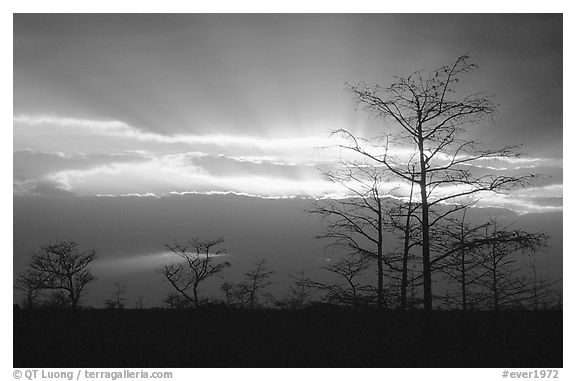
[13,306,562,368]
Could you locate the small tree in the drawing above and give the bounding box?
[25,241,96,309]
[475,220,548,311]
[162,292,192,309]
[270,270,314,309]
[307,253,376,308]
[220,281,235,307]
[105,282,127,309]
[287,270,312,308]
[162,237,230,307]
[527,261,559,311]
[14,270,43,309]
[238,260,274,309]
[437,210,488,311]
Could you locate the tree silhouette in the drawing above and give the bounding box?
[220,281,235,307]
[527,260,559,311]
[14,270,43,309]
[162,292,192,309]
[238,259,274,309]
[24,241,96,309]
[105,282,127,309]
[338,55,536,313]
[286,270,313,308]
[385,174,421,311]
[436,209,488,311]
[310,163,392,309]
[474,220,548,311]
[306,253,376,308]
[162,237,230,308]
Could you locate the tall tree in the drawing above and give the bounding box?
[162,237,230,307]
[340,55,536,312]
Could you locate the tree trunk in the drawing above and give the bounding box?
[193,283,199,308]
[400,225,410,312]
[460,222,467,312]
[400,179,414,312]
[377,206,384,310]
[461,248,467,312]
[417,134,432,313]
[459,211,469,312]
[492,251,499,312]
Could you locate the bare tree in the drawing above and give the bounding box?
[220,281,235,307]
[105,282,127,309]
[162,292,192,309]
[311,162,392,309]
[14,270,43,309]
[527,260,559,311]
[307,253,376,308]
[436,209,488,311]
[270,270,314,309]
[162,237,230,308]
[287,270,312,308]
[339,55,536,312]
[238,260,274,309]
[26,241,96,309]
[474,220,548,311]
[135,296,144,309]
[385,173,421,311]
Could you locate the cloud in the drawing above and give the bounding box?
[13,114,563,214]
[14,114,345,152]
[185,153,320,180]
[475,184,563,214]
[14,178,76,196]
[14,149,149,180]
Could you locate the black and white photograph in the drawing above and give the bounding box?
[12,11,564,371]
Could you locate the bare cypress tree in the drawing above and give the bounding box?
[220,281,235,307]
[306,253,375,308]
[474,220,547,311]
[14,270,43,309]
[339,55,536,313]
[162,237,230,308]
[26,241,96,309]
[436,210,489,311]
[311,162,391,309]
[238,259,275,310]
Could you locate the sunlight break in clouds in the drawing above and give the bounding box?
[13,114,563,214]
[14,114,346,152]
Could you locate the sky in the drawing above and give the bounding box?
[13,14,563,307]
